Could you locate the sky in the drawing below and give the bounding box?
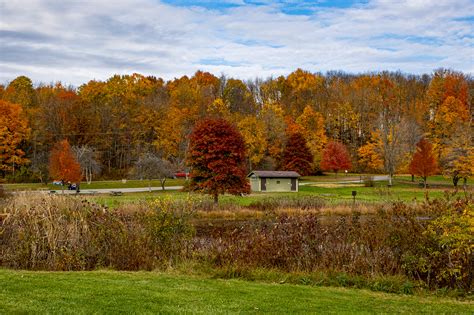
[0,0,473,86]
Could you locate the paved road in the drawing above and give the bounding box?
[16,186,184,195]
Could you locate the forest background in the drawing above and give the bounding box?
[1,68,472,185]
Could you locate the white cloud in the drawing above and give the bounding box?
[0,0,472,86]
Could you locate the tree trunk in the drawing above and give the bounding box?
[149,180,152,192]
[411,174,414,182]
[161,178,166,190]
[388,173,393,186]
[423,176,427,189]
[213,193,218,204]
[453,175,459,188]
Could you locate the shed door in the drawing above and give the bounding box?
[291,178,297,191]
[261,178,267,191]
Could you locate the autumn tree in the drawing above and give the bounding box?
[442,127,474,190]
[3,75,36,108]
[260,103,286,163]
[280,132,313,176]
[223,79,256,114]
[132,153,174,191]
[431,96,470,162]
[187,118,249,203]
[30,151,49,184]
[0,100,30,176]
[357,131,384,173]
[325,75,360,144]
[409,138,439,188]
[49,139,82,192]
[426,70,470,165]
[154,72,219,165]
[72,145,101,184]
[320,141,352,177]
[282,69,325,115]
[296,105,327,171]
[0,69,469,183]
[237,116,267,170]
[207,98,231,119]
[426,69,469,113]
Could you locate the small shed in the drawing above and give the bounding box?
[248,170,300,192]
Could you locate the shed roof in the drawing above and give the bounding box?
[247,170,301,178]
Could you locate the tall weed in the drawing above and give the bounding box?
[195,194,473,291]
[0,194,194,270]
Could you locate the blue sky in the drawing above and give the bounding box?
[0,0,472,85]
[160,0,368,13]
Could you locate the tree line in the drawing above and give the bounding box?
[0,68,472,186]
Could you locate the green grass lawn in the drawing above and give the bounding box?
[299,181,451,203]
[5,174,470,208]
[90,190,183,207]
[1,269,472,314]
[394,174,456,185]
[84,179,465,208]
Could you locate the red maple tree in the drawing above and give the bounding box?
[320,141,352,177]
[49,139,82,191]
[187,118,249,203]
[409,138,438,188]
[280,132,313,176]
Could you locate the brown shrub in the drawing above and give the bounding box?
[0,194,194,271]
[0,184,8,199]
[248,195,325,211]
[195,194,473,290]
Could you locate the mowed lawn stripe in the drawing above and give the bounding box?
[0,270,472,314]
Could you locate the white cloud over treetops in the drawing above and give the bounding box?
[0,0,472,86]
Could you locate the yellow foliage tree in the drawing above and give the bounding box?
[237,116,267,169]
[431,96,470,163]
[442,126,474,189]
[4,75,36,108]
[358,131,384,172]
[260,103,286,160]
[283,69,325,115]
[154,107,185,162]
[295,105,327,170]
[207,98,231,119]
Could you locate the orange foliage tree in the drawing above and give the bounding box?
[409,138,438,188]
[0,100,30,175]
[49,139,82,190]
[320,141,352,177]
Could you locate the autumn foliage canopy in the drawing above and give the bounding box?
[0,100,30,172]
[0,69,472,188]
[320,141,352,176]
[49,139,82,183]
[409,138,438,187]
[280,132,313,176]
[187,118,249,202]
